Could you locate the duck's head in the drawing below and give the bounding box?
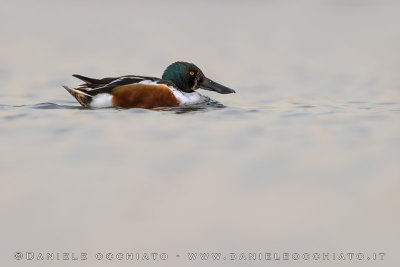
[162,61,235,94]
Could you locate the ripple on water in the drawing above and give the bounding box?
[376,102,397,106]
[18,97,226,114]
[3,113,29,120]
[31,102,82,110]
[156,98,225,114]
[297,105,316,109]
[2,100,400,119]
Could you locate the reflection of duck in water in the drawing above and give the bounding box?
[63,61,235,109]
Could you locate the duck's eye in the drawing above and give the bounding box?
[189,71,195,76]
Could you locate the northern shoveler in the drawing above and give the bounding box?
[63,61,235,109]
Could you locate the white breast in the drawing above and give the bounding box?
[172,90,206,105]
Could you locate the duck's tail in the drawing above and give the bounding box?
[72,74,102,84]
[62,86,92,107]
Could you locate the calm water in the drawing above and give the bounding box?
[1,1,400,267]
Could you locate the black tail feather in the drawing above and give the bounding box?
[72,74,102,84]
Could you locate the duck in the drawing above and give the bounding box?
[63,61,235,109]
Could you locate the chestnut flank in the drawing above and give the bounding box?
[112,84,180,109]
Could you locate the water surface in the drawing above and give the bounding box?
[1,1,400,266]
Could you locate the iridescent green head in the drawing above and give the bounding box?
[162,61,235,94]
